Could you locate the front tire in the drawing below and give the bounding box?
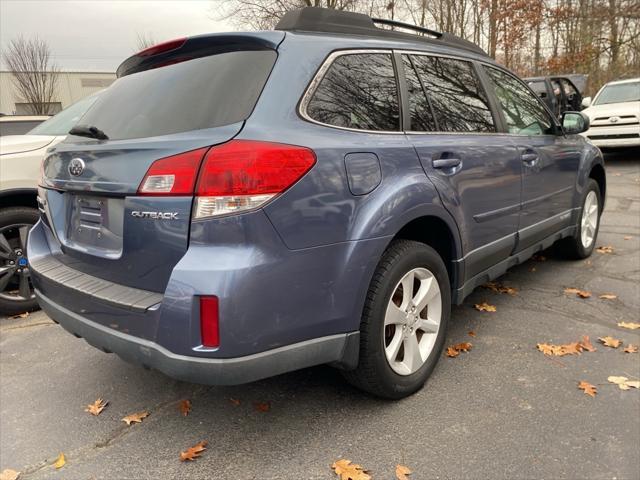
[0,207,40,316]
[559,179,602,259]
[343,240,451,399]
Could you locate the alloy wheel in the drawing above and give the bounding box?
[580,191,598,249]
[0,224,35,304]
[383,267,442,376]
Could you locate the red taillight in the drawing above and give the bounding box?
[137,147,208,196]
[196,140,316,196]
[200,296,219,348]
[137,37,187,57]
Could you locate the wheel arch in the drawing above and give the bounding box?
[588,163,606,209]
[0,188,38,210]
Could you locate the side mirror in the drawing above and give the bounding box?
[562,111,590,135]
[581,96,592,108]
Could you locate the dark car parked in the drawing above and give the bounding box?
[27,8,605,399]
[525,75,587,117]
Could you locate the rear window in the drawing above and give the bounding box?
[305,53,400,131]
[0,120,45,136]
[77,50,277,140]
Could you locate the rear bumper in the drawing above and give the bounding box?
[36,288,358,385]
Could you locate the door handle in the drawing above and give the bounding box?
[433,158,462,169]
[521,152,539,166]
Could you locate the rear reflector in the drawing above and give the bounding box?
[200,296,219,348]
[138,147,208,196]
[194,140,316,218]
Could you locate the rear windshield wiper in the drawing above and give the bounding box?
[68,124,109,140]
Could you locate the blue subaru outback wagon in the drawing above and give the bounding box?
[27,8,605,398]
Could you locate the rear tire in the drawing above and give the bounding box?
[559,179,602,259]
[0,207,40,316]
[342,240,450,399]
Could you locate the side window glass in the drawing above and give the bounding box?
[484,67,554,135]
[551,79,564,104]
[306,53,400,131]
[527,80,548,99]
[410,55,495,133]
[401,55,436,131]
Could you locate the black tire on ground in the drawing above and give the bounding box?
[0,207,40,316]
[342,239,451,399]
[558,179,602,260]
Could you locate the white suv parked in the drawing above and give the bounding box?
[0,94,97,315]
[581,78,640,148]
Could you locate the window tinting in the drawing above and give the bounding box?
[306,53,400,131]
[410,55,495,132]
[485,67,554,135]
[402,56,436,131]
[75,50,276,140]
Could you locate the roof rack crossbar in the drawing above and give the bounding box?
[371,18,443,39]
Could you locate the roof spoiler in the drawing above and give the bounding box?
[275,7,488,57]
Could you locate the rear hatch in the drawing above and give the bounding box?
[39,33,283,293]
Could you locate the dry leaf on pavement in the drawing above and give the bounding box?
[8,312,29,320]
[623,344,638,353]
[0,469,20,480]
[599,336,622,348]
[446,342,473,358]
[599,293,617,300]
[445,346,460,358]
[537,336,595,356]
[623,236,632,240]
[85,398,108,416]
[482,282,518,295]
[596,245,614,254]
[229,398,241,406]
[579,336,596,352]
[468,331,476,337]
[253,401,271,413]
[53,453,65,469]
[121,411,149,426]
[396,464,412,480]
[179,399,191,416]
[618,322,640,330]
[331,459,371,480]
[578,381,597,397]
[474,302,496,312]
[608,376,640,391]
[564,287,591,298]
[180,441,207,461]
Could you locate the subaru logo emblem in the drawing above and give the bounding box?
[68,158,85,176]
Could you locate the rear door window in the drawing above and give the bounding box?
[76,50,277,140]
[305,53,400,131]
[409,55,495,133]
[402,55,437,131]
[484,67,555,135]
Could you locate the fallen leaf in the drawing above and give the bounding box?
[608,376,640,391]
[482,282,518,295]
[180,441,207,462]
[468,330,476,337]
[585,260,592,266]
[536,337,596,356]
[624,236,632,240]
[599,336,622,348]
[445,346,460,358]
[596,245,614,254]
[579,336,596,352]
[454,342,473,352]
[599,293,617,300]
[85,398,108,416]
[179,399,191,416]
[121,411,149,426]
[578,381,597,398]
[564,287,591,298]
[253,401,271,413]
[0,469,20,480]
[618,322,640,330]
[396,464,412,480]
[8,312,29,319]
[474,302,496,312]
[53,453,65,469]
[331,459,371,480]
[229,398,241,406]
[532,254,546,262]
[623,344,638,353]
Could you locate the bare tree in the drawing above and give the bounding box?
[5,36,59,115]
[135,32,157,51]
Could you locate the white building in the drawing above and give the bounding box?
[0,71,116,115]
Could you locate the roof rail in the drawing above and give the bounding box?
[275,7,488,57]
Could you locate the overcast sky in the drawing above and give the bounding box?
[0,0,234,72]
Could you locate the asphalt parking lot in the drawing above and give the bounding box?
[1,151,639,480]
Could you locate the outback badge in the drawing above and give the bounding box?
[131,211,179,220]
